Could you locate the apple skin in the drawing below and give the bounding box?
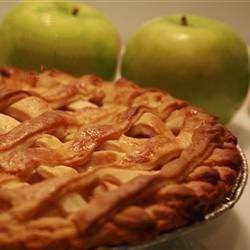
[0,1,120,80]
[122,15,249,123]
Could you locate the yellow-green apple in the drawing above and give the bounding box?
[122,15,249,123]
[0,1,120,80]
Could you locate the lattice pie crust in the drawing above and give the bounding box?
[0,67,241,249]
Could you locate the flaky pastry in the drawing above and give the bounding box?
[0,67,242,250]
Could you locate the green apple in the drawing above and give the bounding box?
[0,1,120,80]
[122,15,249,123]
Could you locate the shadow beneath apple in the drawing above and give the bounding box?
[228,121,250,152]
[149,210,248,250]
[227,100,250,153]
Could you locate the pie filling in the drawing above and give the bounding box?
[0,67,242,249]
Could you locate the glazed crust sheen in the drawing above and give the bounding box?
[0,67,241,250]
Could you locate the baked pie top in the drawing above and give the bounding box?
[0,67,242,250]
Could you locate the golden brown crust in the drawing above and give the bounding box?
[0,67,242,249]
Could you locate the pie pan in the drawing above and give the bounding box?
[109,146,248,250]
[0,67,247,250]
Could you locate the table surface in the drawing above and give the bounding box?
[151,97,250,250]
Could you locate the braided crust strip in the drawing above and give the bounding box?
[0,67,241,249]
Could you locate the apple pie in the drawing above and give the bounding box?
[0,67,242,249]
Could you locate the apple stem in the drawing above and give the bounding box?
[181,16,188,26]
[72,7,79,16]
